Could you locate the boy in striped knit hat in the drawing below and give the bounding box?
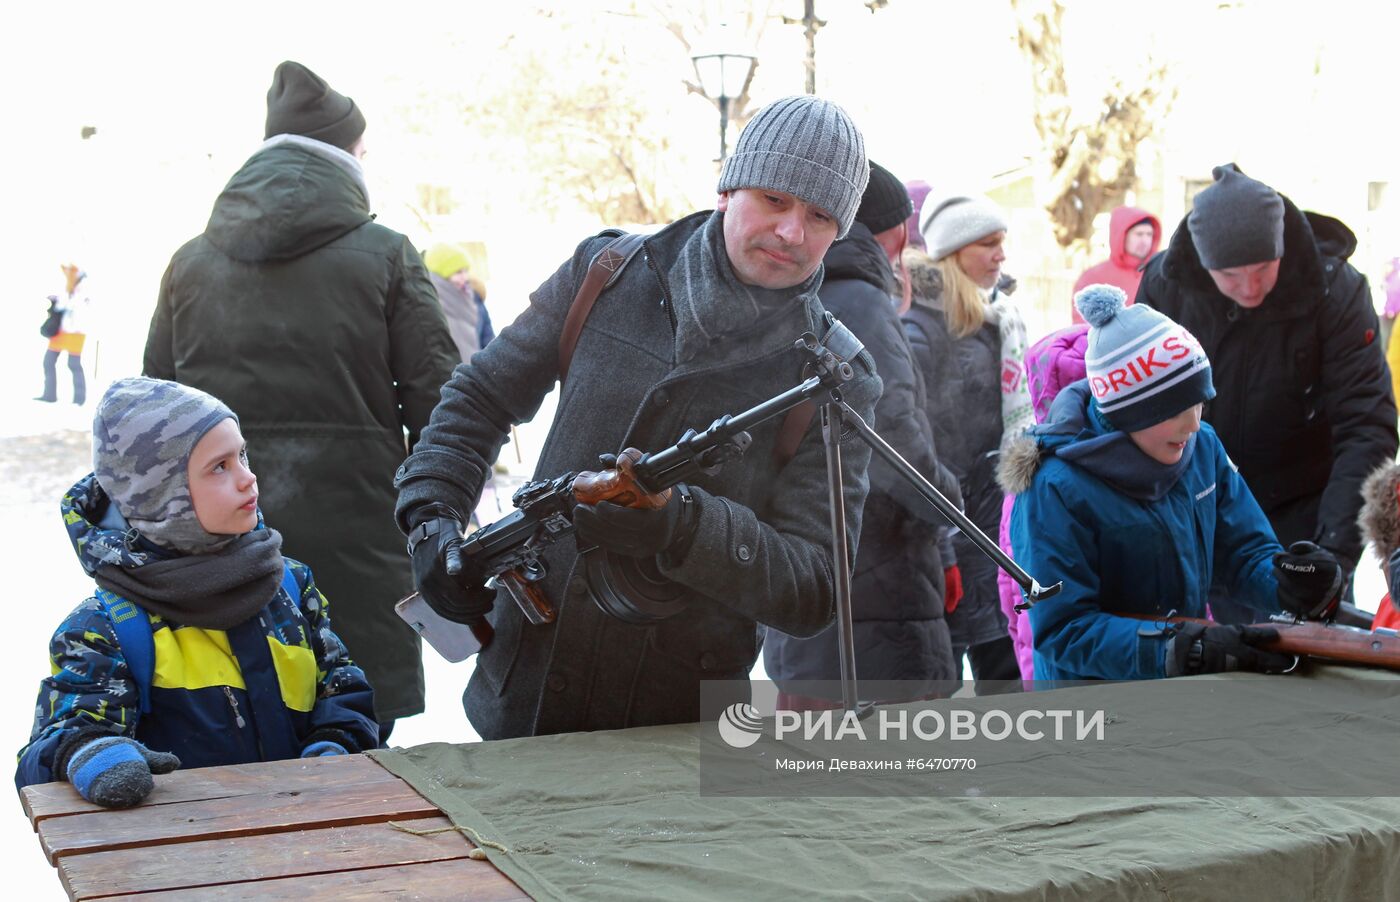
[998,286,1344,681]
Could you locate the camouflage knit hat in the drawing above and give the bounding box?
[92,377,238,554]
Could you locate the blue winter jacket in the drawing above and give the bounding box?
[1006,382,1282,681]
[15,475,378,789]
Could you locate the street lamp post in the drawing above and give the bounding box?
[692,50,756,162]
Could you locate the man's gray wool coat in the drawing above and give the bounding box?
[395,210,881,740]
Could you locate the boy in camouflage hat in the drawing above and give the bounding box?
[16,377,377,807]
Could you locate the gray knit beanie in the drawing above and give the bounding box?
[921,195,1009,262]
[717,95,869,238]
[1188,164,1285,270]
[93,377,239,554]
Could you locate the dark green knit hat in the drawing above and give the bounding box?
[717,95,868,238]
[264,61,366,151]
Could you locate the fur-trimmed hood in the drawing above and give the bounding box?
[1358,462,1400,559]
[903,249,1017,315]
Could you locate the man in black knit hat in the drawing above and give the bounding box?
[1138,163,1398,619]
[144,61,458,739]
[764,161,962,704]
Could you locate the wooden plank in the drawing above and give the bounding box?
[60,815,490,900]
[39,776,438,864]
[24,754,397,825]
[98,858,529,901]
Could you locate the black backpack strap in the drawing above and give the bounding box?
[558,231,647,384]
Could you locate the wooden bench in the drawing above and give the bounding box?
[21,753,529,900]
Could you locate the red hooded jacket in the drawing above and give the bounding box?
[1072,205,1161,323]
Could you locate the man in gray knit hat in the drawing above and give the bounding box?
[395,94,881,740]
[1139,163,1397,620]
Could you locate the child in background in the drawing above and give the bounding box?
[1001,286,1343,680]
[1356,462,1400,632]
[16,378,377,807]
[995,322,1089,681]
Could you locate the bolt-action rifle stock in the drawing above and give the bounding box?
[1128,612,1400,671]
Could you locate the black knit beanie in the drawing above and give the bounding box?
[1188,164,1285,270]
[855,161,914,236]
[264,61,366,151]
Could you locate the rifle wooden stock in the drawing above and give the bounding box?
[498,570,556,625]
[1128,613,1400,671]
[572,447,671,509]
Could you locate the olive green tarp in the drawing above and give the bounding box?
[370,667,1400,901]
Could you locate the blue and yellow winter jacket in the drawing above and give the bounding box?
[1004,382,1283,681]
[15,475,377,789]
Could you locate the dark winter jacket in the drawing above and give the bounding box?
[902,255,1009,648]
[1002,383,1282,681]
[764,224,959,687]
[394,210,881,740]
[1138,198,1397,569]
[143,137,459,720]
[16,475,377,788]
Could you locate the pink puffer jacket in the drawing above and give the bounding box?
[996,323,1089,680]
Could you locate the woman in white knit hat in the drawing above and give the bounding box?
[901,194,1033,693]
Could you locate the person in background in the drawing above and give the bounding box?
[1071,205,1161,323]
[994,322,1089,681]
[37,263,93,405]
[903,194,1033,693]
[1004,286,1343,680]
[16,378,376,807]
[904,179,932,258]
[143,61,458,739]
[424,242,484,363]
[1137,164,1398,621]
[765,161,961,705]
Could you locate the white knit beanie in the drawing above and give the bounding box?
[920,195,1008,261]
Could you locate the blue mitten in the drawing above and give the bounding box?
[300,740,348,758]
[62,736,181,808]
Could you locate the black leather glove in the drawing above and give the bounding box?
[407,507,495,624]
[1273,540,1344,621]
[1163,622,1295,676]
[573,484,699,561]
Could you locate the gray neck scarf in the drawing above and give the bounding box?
[94,528,285,629]
[668,211,823,364]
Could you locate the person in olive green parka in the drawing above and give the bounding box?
[143,61,458,733]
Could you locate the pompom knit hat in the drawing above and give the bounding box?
[1074,284,1215,432]
[717,95,869,238]
[93,377,239,553]
[265,61,366,151]
[920,195,1008,262]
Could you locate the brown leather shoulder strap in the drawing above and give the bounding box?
[559,232,646,384]
[772,399,817,469]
